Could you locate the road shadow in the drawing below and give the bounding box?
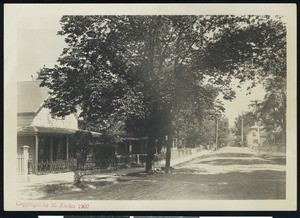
[260,155,286,165]
[197,158,274,166]
[205,153,255,158]
[172,168,286,178]
[126,172,149,177]
[196,152,286,165]
[168,169,286,199]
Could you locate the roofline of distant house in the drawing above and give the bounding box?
[34,96,50,116]
[17,112,35,115]
[120,136,149,141]
[18,110,79,120]
[18,80,42,82]
[18,126,102,137]
[17,80,80,119]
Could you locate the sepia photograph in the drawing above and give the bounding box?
[4,4,296,211]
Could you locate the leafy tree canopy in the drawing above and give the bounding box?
[38,15,286,144]
[250,76,286,142]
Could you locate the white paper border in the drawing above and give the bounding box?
[4,3,297,211]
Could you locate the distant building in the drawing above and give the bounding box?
[246,122,267,148]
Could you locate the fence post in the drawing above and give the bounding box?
[22,145,29,182]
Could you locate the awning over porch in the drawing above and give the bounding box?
[17,126,102,137]
[120,136,148,141]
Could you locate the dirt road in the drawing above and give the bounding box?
[41,146,286,200]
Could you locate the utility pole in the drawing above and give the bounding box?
[216,118,219,150]
[241,115,244,147]
[257,122,261,154]
[165,135,172,174]
[250,100,263,153]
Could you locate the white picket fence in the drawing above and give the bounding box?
[16,146,29,182]
[17,153,25,175]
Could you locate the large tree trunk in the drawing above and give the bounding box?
[165,136,172,174]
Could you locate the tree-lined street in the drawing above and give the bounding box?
[40,146,285,200]
[15,14,287,201]
[37,15,287,174]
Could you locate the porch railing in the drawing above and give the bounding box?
[26,147,206,175]
[29,157,119,174]
[29,159,76,175]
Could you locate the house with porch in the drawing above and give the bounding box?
[17,81,184,180]
[17,80,101,176]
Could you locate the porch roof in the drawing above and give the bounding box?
[17,126,102,137]
[120,136,148,141]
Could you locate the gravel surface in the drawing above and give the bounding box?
[38,146,285,200]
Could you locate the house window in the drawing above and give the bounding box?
[38,137,51,162]
[53,137,67,161]
[253,139,258,144]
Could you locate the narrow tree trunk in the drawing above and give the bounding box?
[165,136,172,174]
[146,137,155,174]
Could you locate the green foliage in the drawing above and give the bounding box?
[39,15,231,137]
[225,16,287,146]
[198,119,216,146]
[246,17,286,144]
[250,76,286,143]
[38,15,286,156]
[218,117,230,146]
[70,130,94,170]
[198,15,286,92]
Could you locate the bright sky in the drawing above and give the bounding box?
[220,81,265,126]
[16,14,265,127]
[16,15,65,81]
